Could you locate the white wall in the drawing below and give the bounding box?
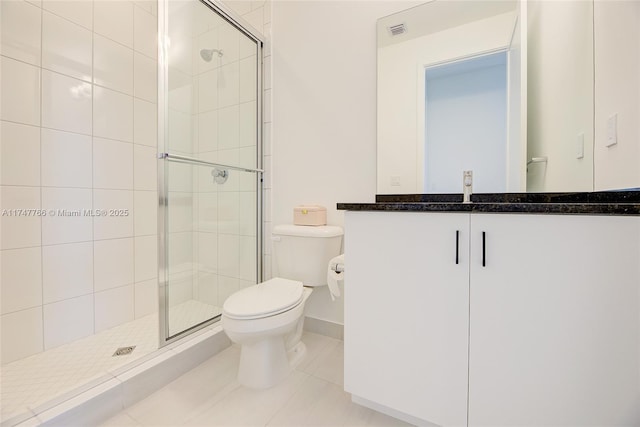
[271,1,419,323]
[526,0,594,192]
[0,0,159,364]
[425,57,507,193]
[593,0,640,191]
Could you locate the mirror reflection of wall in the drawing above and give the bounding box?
[377,0,521,194]
[377,0,640,195]
[425,52,508,193]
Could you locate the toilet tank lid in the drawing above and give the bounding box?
[273,224,343,238]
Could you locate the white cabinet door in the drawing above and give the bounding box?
[344,211,470,426]
[468,214,640,426]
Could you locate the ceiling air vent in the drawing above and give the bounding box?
[388,23,407,36]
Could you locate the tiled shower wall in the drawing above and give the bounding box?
[0,0,272,365]
[0,0,160,365]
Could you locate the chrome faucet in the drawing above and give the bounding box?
[463,170,473,203]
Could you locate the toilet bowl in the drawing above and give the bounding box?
[222,278,311,389]
[221,224,343,389]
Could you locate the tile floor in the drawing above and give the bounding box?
[100,332,413,427]
[1,300,220,424]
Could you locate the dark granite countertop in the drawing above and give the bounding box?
[337,191,640,215]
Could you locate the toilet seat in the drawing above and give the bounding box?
[223,278,303,320]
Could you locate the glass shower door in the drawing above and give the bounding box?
[159,0,263,343]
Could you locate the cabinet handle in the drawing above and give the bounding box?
[482,231,486,267]
[455,230,459,264]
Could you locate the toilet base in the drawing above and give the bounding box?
[288,341,307,369]
[237,335,291,389]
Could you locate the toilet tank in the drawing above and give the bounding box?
[272,225,343,287]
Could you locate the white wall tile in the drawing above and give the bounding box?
[134,99,157,147]
[239,31,257,60]
[239,102,257,150]
[134,279,158,318]
[1,247,42,314]
[239,235,257,282]
[263,221,271,255]
[94,86,134,142]
[1,121,40,186]
[41,128,92,188]
[264,122,271,155]
[94,0,134,48]
[217,192,239,235]
[264,88,271,123]
[134,144,157,190]
[168,231,192,274]
[42,11,92,82]
[1,307,43,364]
[243,7,264,32]
[197,192,218,233]
[134,5,157,59]
[93,189,134,240]
[218,62,240,108]
[219,22,240,64]
[135,235,157,282]
[197,110,218,153]
[43,295,94,350]
[94,34,134,95]
[239,191,256,236]
[218,106,240,150]
[93,138,134,190]
[263,253,272,280]
[134,190,157,236]
[218,234,239,278]
[197,69,218,113]
[134,52,158,103]
[42,242,93,304]
[197,232,217,273]
[239,56,257,103]
[1,57,41,126]
[94,238,135,291]
[43,0,93,30]
[196,273,217,307]
[167,275,192,308]
[264,52,272,90]
[0,0,41,65]
[0,186,41,250]
[95,285,134,332]
[217,275,239,305]
[239,147,257,184]
[168,109,192,154]
[167,192,193,233]
[42,70,92,135]
[42,187,93,245]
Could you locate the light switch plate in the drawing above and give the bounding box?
[390,176,401,186]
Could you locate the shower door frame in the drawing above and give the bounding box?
[157,0,265,347]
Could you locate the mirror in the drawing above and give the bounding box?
[377,0,640,194]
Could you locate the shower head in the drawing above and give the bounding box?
[200,48,224,62]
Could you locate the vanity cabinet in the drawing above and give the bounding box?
[344,211,640,426]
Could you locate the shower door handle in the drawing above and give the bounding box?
[455,230,459,264]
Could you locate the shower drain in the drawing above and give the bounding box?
[112,346,136,357]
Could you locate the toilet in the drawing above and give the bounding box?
[222,224,343,389]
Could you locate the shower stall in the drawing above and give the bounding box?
[158,0,264,344]
[0,0,264,423]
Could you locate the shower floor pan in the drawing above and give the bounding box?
[1,300,222,426]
